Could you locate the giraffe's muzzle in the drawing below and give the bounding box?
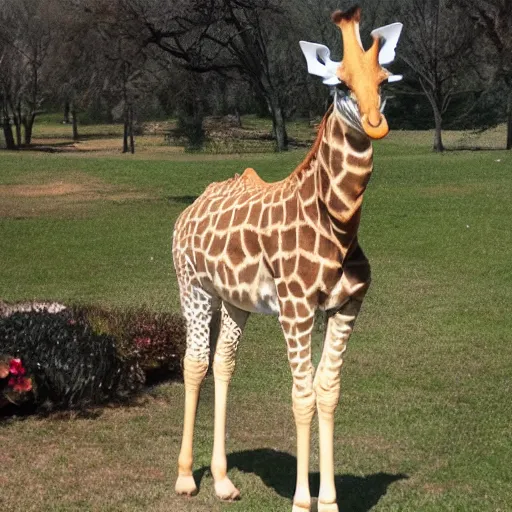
[361,112,389,139]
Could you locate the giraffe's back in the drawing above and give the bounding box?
[172,169,295,314]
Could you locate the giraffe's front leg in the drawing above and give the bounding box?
[314,295,366,512]
[211,303,249,501]
[314,245,371,510]
[279,300,316,512]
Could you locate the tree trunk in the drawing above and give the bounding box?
[128,105,135,154]
[432,104,444,152]
[71,106,79,141]
[218,79,228,116]
[122,105,129,153]
[14,121,21,147]
[14,101,22,147]
[64,101,70,124]
[268,95,288,152]
[2,117,16,150]
[272,108,288,152]
[23,113,36,145]
[507,88,512,150]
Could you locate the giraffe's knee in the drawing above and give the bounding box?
[314,370,340,416]
[314,371,341,418]
[213,349,236,383]
[183,356,209,391]
[293,391,316,425]
[292,377,316,425]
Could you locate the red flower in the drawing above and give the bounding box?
[8,376,32,393]
[9,358,26,376]
[4,358,32,394]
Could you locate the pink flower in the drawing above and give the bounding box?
[9,358,26,376]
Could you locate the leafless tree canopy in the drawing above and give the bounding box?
[0,0,510,151]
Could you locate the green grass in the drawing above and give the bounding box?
[0,138,511,511]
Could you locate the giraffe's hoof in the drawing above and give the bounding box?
[214,477,240,501]
[317,501,339,512]
[175,475,198,496]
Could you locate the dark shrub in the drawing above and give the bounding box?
[0,306,186,412]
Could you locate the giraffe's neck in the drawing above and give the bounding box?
[313,104,374,246]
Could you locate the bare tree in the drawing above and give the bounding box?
[0,0,57,146]
[119,0,297,151]
[65,0,156,153]
[392,0,477,151]
[449,0,512,148]
[0,34,21,149]
[47,0,108,142]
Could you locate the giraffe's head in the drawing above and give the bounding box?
[332,6,396,139]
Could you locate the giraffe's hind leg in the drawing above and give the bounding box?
[175,283,216,497]
[211,302,249,500]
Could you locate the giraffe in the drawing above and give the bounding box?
[172,7,402,512]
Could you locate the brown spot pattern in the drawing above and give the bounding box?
[346,131,371,153]
[228,232,244,265]
[282,228,297,252]
[173,106,374,379]
[244,229,260,256]
[299,225,317,253]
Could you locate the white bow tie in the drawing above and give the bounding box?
[299,22,403,86]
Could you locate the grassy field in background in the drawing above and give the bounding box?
[0,122,511,511]
[21,112,512,154]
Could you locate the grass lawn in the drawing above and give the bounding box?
[0,125,511,511]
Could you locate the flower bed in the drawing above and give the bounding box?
[0,304,186,413]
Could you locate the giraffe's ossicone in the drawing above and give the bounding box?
[172,7,403,512]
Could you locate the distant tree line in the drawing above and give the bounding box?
[0,0,510,152]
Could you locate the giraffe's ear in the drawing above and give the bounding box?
[299,41,341,85]
[371,22,403,65]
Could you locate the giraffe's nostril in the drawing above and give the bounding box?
[367,115,383,128]
[366,109,383,128]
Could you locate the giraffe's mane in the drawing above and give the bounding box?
[290,104,334,178]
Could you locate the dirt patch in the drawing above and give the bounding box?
[0,182,91,197]
[0,173,153,219]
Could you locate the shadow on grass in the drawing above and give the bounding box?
[195,448,408,512]
[167,195,198,205]
[443,146,509,152]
